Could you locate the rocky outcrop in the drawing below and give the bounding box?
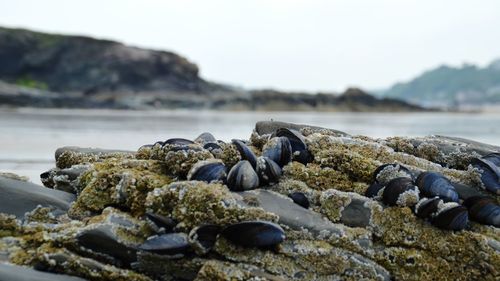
[0,26,426,111]
[0,121,499,280]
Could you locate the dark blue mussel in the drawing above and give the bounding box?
[365,182,385,198]
[463,196,500,227]
[163,138,195,146]
[188,224,222,255]
[288,192,310,209]
[203,142,222,152]
[232,139,258,169]
[255,156,282,185]
[382,177,420,207]
[194,132,217,145]
[262,137,293,168]
[275,128,312,164]
[431,205,468,231]
[221,221,285,248]
[366,163,413,198]
[226,160,260,191]
[416,172,459,203]
[187,159,227,183]
[414,197,441,219]
[139,233,191,256]
[145,212,176,233]
[471,153,500,194]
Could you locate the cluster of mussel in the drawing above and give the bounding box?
[366,162,500,230]
[136,128,313,254]
[187,128,312,191]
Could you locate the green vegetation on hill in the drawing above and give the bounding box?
[382,60,500,106]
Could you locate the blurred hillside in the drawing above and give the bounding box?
[0,26,424,111]
[381,60,500,108]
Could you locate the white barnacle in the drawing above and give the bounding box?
[396,186,420,207]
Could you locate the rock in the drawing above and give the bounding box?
[75,208,148,265]
[41,165,90,193]
[0,176,75,218]
[0,263,87,281]
[233,189,344,236]
[55,146,134,161]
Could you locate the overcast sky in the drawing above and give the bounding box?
[1,0,499,92]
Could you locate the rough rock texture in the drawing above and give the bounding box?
[0,121,498,281]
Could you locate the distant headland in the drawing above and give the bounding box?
[0,26,425,111]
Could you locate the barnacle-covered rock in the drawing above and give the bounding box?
[68,158,172,219]
[2,121,499,281]
[145,181,277,230]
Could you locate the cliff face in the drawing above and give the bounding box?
[0,27,210,95]
[0,26,425,111]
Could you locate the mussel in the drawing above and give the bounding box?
[463,196,500,227]
[365,182,385,198]
[414,197,441,219]
[255,156,282,185]
[275,128,312,164]
[288,192,310,209]
[262,137,293,168]
[471,153,500,194]
[187,159,227,183]
[221,221,285,248]
[188,224,221,255]
[232,139,258,169]
[145,212,176,233]
[163,138,195,146]
[416,172,459,202]
[382,177,420,207]
[226,160,259,191]
[139,233,191,256]
[431,204,468,231]
[194,132,217,145]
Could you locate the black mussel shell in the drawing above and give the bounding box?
[256,156,282,185]
[382,177,419,206]
[415,197,441,219]
[163,138,195,146]
[471,153,500,194]
[275,128,312,164]
[145,212,176,232]
[372,163,413,185]
[232,139,258,169]
[416,172,459,202]
[187,159,227,183]
[40,171,51,180]
[226,160,260,191]
[288,192,310,209]
[203,142,222,152]
[431,205,468,231]
[188,224,221,255]
[139,233,191,255]
[262,137,293,168]
[365,182,385,198]
[221,221,285,248]
[463,196,500,227]
[194,132,217,144]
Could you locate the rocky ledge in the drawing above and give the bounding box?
[0,121,499,280]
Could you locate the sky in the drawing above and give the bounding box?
[1,0,500,92]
